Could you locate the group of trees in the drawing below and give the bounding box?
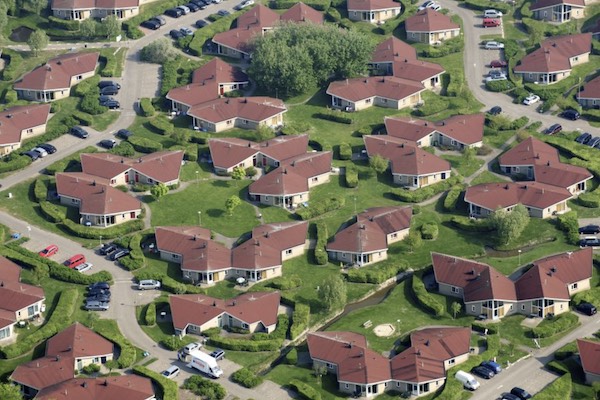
[490,204,530,245]
[248,23,374,97]
[141,39,179,64]
[79,16,122,39]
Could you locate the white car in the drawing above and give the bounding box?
[485,75,507,82]
[430,3,442,10]
[33,147,48,158]
[484,41,505,50]
[484,9,503,18]
[523,94,541,105]
[418,1,435,10]
[75,262,93,273]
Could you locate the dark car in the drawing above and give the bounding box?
[576,302,597,316]
[210,349,225,360]
[195,19,208,28]
[480,360,502,374]
[98,81,121,90]
[170,29,184,39]
[217,9,230,16]
[102,100,120,109]
[100,86,119,96]
[99,243,117,256]
[22,150,39,161]
[98,139,117,149]
[111,249,130,261]
[501,394,521,400]
[510,387,532,400]
[152,15,166,25]
[544,124,562,135]
[88,288,111,297]
[88,282,110,291]
[165,7,183,17]
[186,2,199,11]
[471,366,494,379]
[192,0,208,9]
[87,293,111,302]
[579,224,600,234]
[490,59,508,68]
[562,109,580,120]
[98,95,114,103]
[39,143,57,154]
[116,129,133,139]
[579,237,600,247]
[141,19,161,30]
[488,106,502,115]
[575,132,592,144]
[71,126,89,139]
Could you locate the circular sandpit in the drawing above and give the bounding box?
[373,323,395,337]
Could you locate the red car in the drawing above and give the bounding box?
[490,60,508,68]
[39,244,59,258]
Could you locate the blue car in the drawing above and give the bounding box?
[481,360,502,374]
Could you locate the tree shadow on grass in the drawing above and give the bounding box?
[206,209,224,218]
[211,180,230,188]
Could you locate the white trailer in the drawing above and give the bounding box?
[186,349,223,378]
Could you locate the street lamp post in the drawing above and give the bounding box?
[396,319,401,333]
[198,211,202,226]
[100,235,102,247]
[195,170,199,184]
[518,249,522,266]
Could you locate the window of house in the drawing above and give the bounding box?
[411,32,416,38]
[471,305,475,312]
[224,270,228,275]
[529,73,533,78]
[243,120,249,124]
[110,179,116,184]
[448,359,455,365]
[571,283,578,290]
[391,233,397,239]
[396,382,401,387]
[345,383,349,389]
[573,56,578,62]
[285,249,293,255]
[312,177,318,182]
[71,199,78,203]
[227,120,232,125]
[366,99,372,104]
[0,326,9,339]
[510,305,513,310]
[521,304,525,310]
[328,363,335,370]
[27,128,33,134]
[451,286,460,293]
[173,254,179,259]
[242,323,249,329]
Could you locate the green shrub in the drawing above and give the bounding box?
[345,164,358,188]
[48,15,81,31]
[420,223,439,240]
[134,270,204,295]
[486,79,515,92]
[313,112,353,124]
[183,375,226,399]
[420,36,464,57]
[270,275,303,290]
[347,260,409,284]
[133,366,179,400]
[450,216,494,232]
[315,221,329,265]
[281,121,312,135]
[1,51,23,82]
[231,368,263,388]
[0,155,32,173]
[139,98,155,117]
[99,52,117,78]
[128,136,164,153]
[145,303,156,326]
[395,175,462,202]
[463,0,510,13]
[531,313,579,338]
[338,143,352,160]
[39,201,66,223]
[148,116,174,135]
[82,363,101,374]
[578,192,600,208]
[556,211,580,245]
[472,321,498,335]
[73,110,94,126]
[290,379,322,400]
[4,89,18,105]
[95,323,136,368]
[444,185,462,211]
[34,178,48,202]
[207,336,282,352]
[410,273,445,316]
[290,303,310,339]
[296,197,345,220]
[285,347,298,365]
[61,218,144,239]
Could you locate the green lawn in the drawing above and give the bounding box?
[495,314,579,348]
[484,129,517,149]
[267,364,348,400]
[441,154,484,178]
[470,171,509,185]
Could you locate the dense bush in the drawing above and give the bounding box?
[472,321,498,335]
[39,201,67,223]
[578,192,600,208]
[207,335,282,352]
[395,175,462,202]
[82,363,101,374]
[133,366,179,400]
[410,273,445,317]
[486,79,515,92]
[119,233,145,271]
[281,121,312,135]
[270,275,303,290]
[231,368,263,388]
[296,197,345,220]
[443,185,463,211]
[347,260,409,284]
[556,211,580,245]
[139,98,155,117]
[285,347,298,365]
[99,52,118,78]
[73,110,94,126]
[145,303,156,326]
[148,116,174,135]
[313,112,353,124]
[315,221,329,265]
[420,36,464,57]
[34,178,48,202]
[1,51,24,82]
[183,375,226,400]
[290,379,322,400]
[338,143,352,160]
[450,216,494,232]
[61,219,144,240]
[290,303,310,340]
[345,164,359,188]
[420,223,439,240]
[531,313,579,338]
[128,136,164,153]
[463,0,510,13]
[0,155,32,173]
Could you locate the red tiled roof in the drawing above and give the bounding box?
[36,376,155,400]
[406,8,460,32]
[531,247,593,286]
[436,114,484,145]
[530,0,584,11]
[81,151,183,183]
[465,182,572,211]
[578,75,600,100]
[212,27,262,55]
[10,356,75,390]
[192,58,249,85]
[390,347,445,383]
[534,163,592,189]
[0,256,44,328]
[55,172,142,215]
[364,135,450,176]
[577,339,600,377]
[514,33,592,73]
[347,0,400,11]
[0,255,22,283]
[384,116,436,143]
[169,291,280,332]
[52,0,139,9]
[237,4,280,29]
[327,76,425,102]
[392,59,445,83]
[250,221,309,252]
[46,323,113,360]
[188,97,286,124]
[281,2,324,24]
[372,37,417,64]
[499,136,558,167]
[338,348,391,384]
[515,263,569,300]
[0,104,51,146]
[14,52,99,91]
[409,327,471,361]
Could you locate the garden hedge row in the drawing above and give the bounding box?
[61,218,145,240]
[269,275,303,290]
[0,288,78,359]
[34,178,48,202]
[443,185,463,211]
[290,303,310,340]
[410,273,445,317]
[133,366,179,400]
[450,216,495,232]
[207,336,282,351]
[472,321,498,335]
[118,233,146,271]
[231,368,264,388]
[144,302,156,326]
[134,269,204,295]
[95,323,136,368]
[395,175,462,203]
[556,211,580,245]
[486,79,515,92]
[463,0,511,13]
[99,51,119,78]
[148,116,174,135]
[296,197,345,220]
[0,155,32,174]
[345,164,359,188]
[420,222,439,240]
[338,143,352,160]
[531,313,579,338]
[420,36,464,58]
[1,51,23,82]
[289,379,322,400]
[139,98,155,117]
[252,314,288,341]
[128,136,164,153]
[313,112,353,124]
[578,192,600,208]
[315,221,328,265]
[347,260,409,284]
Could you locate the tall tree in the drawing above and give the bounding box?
[230,166,246,180]
[318,275,347,312]
[26,0,46,14]
[140,38,178,64]
[104,15,121,39]
[80,18,96,38]
[369,154,389,175]
[490,203,530,245]
[27,29,49,56]
[150,183,169,201]
[451,302,462,319]
[0,383,22,400]
[225,195,241,216]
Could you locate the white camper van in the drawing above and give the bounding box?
[455,370,480,390]
[187,349,223,378]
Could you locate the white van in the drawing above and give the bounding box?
[187,349,223,378]
[484,9,503,18]
[455,370,480,390]
[138,279,161,290]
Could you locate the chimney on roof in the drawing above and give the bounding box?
[504,184,509,190]
[547,161,550,166]
[424,122,427,126]
[567,251,572,258]
[416,348,421,356]
[121,158,124,163]
[138,158,142,163]
[213,301,217,306]
[265,231,269,238]
[6,114,12,118]
[425,340,430,346]
[442,121,445,126]
[364,78,368,84]
[93,180,96,186]
[46,65,51,71]
[360,224,366,230]
[233,300,236,306]
[36,362,40,368]
[82,381,88,388]
[550,266,557,273]
[193,235,197,241]
[103,379,108,386]
[56,355,61,361]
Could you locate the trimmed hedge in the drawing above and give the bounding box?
[556,211,579,245]
[34,178,48,202]
[472,321,498,335]
[139,98,155,117]
[486,79,515,92]
[61,218,145,240]
[296,197,345,220]
[0,155,32,173]
[270,275,302,290]
[119,233,145,271]
[443,185,462,211]
[145,302,156,326]
[410,273,445,317]
[95,322,136,368]
[313,112,353,124]
[420,223,439,240]
[231,368,263,388]
[290,379,322,400]
[183,375,226,399]
[450,216,494,232]
[347,260,409,284]
[133,366,179,400]
[99,51,119,78]
[315,221,328,265]
[128,136,163,153]
[578,192,600,208]
[2,51,24,81]
[345,164,358,188]
[285,348,298,365]
[531,313,579,338]
[338,143,352,160]
[395,175,462,203]
[464,0,511,13]
[207,336,282,352]
[290,303,310,340]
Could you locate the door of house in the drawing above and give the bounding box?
[130,212,136,219]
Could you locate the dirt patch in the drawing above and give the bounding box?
[373,323,395,337]
[10,26,34,42]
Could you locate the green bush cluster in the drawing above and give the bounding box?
[1,51,23,81]
[464,0,510,13]
[296,197,345,220]
[313,112,353,124]
[82,363,101,374]
[119,233,146,271]
[450,216,494,232]
[72,110,94,126]
[285,347,298,365]
[443,186,463,211]
[144,303,156,326]
[289,379,322,400]
[99,52,118,78]
[420,223,439,240]
[0,155,32,174]
[34,178,48,202]
[252,314,288,341]
[315,221,329,265]
[133,366,179,400]
[531,313,579,338]
[345,165,359,188]
[347,260,409,284]
[410,273,445,316]
[231,368,264,388]
[420,36,464,58]
[95,323,136,368]
[0,288,78,359]
[281,121,312,135]
[486,79,515,92]
[188,12,240,56]
[207,334,283,352]
[270,275,303,290]
[39,201,67,223]
[556,211,580,245]
[183,375,226,399]
[395,175,462,202]
[578,192,600,208]
[128,136,164,153]
[471,321,498,335]
[61,218,145,240]
[140,98,155,117]
[290,303,310,339]
[338,143,352,160]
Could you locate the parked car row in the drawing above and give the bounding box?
[22,143,57,160]
[575,132,600,148]
[85,281,111,311]
[170,27,194,39]
[141,15,166,30]
[470,359,502,380]
[99,242,131,261]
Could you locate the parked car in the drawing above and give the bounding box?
[88,282,110,291]
[191,0,208,9]
[183,342,202,354]
[480,360,502,374]
[186,2,200,11]
[510,387,532,400]
[75,262,93,273]
[102,100,120,109]
[64,254,86,269]
[418,0,436,10]
[236,0,254,9]
[587,136,600,148]
[488,69,506,79]
[152,15,166,25]
[579,224,600,234]
[100,85,119,96]
[71,126,89,139]
[486,75,507,82]
[98,139,116,149]
[483,18,501,27]
[39,244,59,258]
[138,279,161,290]
[116,129,133,139]
[165,8,182,18]
[523,94,540,105]
[170,29,184,39]
[471,366,495,379]
[484,9,503,17]
[562,109,580,120]
[501,394,521,400]
[98,81,121,90]
[489,59,507,68]
[161,366,181,379]
[217,9,230,16]
[544,124,562,135]
[99,95,114,103]
[196,19,209,28]
[575,132,592,144]
[88,288,111,297]
[176,5,190,14]
[488,106,502,115]
[180,27,194,36]
[430,3,441,10]
[455,370,480,390]
[579,237,600,247]
[484,41,504,49]
[84,301,110,311]
[576,302,597,316]
[210,349,225,360]
[100,243,118,256]
[39,143,57,154]
[141,19,161,30]
[22,150,39,161]
[111,249,130,261]
[33,147,48,158]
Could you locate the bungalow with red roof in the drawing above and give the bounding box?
[577,339,600,384]
[169,291,280,337]
[35,376,155,400]
[364,135,451,188]
[155,221,308,284]
[530,0,585,23]
[405,9,461,45]
[498,136,592,196]
[369,37,417,74]
[392,58,446,89]
[326,207,412,266]
[514,33,592,84]
[308,327,470,397]
[0,256,45,344]
[15,52,99,102]
[577,75,600,109]
[347,0,401,24]
[51,0,140,21]
[0,104,51,157]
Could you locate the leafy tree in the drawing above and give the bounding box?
[451,302,462,319]
[104,359,119,374]
[462,147,476,164]
[1,0,16,15]
[27,29,49,56]
[0,383,22,400]
[404,230,422,253]
[254,125,275,142]
[110,141,135,157]
[26,0,46,14]
[104,15,122,39]
[140,39,178,64]
[490,203,530,245]
[231,166,246,180]
[313,364,327,385]
[369,154,388,175]
[80,18,97,38]
[0,4,9,35]
[170,130,189,145]
[318,275,347,312]
[225,195,241,216]
[150,183,169,201]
